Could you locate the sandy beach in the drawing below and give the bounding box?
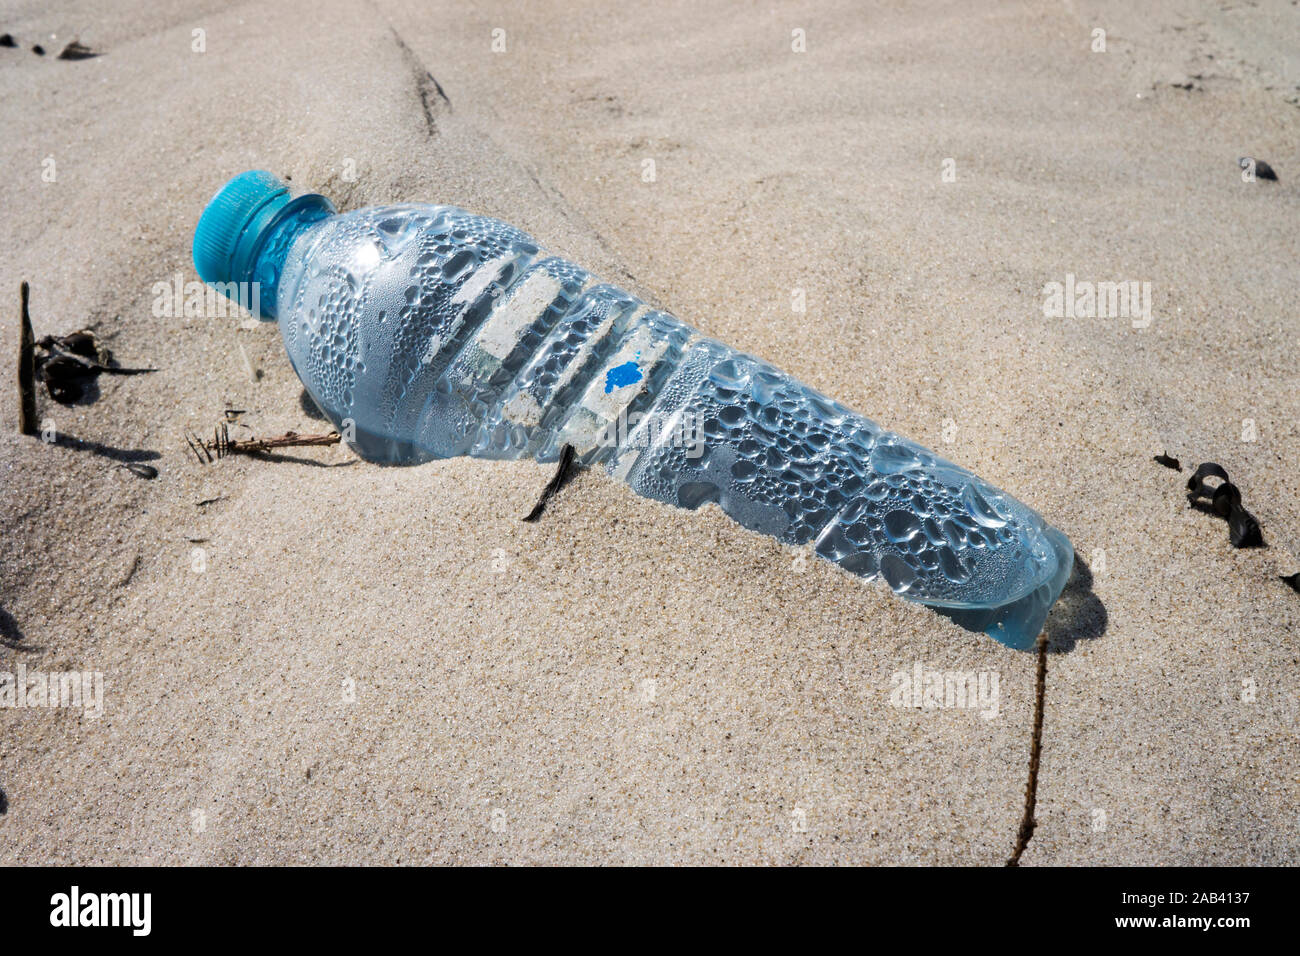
[1,0,1297,864]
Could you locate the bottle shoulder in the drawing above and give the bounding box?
[285,204,542,271]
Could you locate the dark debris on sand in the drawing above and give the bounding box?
[1239,156,1278,181]
[1185,462,1263,549]
[57,40,99,60]
[35,330,155,404]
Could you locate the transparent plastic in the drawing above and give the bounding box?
[201,180,1073,648]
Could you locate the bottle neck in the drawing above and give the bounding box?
[243,194,336,319]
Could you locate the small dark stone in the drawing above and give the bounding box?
[31,43,43,55]
[57,40,99,61]
[1154,452,1181,471]
[0,33,17,48]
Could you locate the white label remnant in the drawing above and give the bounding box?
[476,271,563,360]
[451,255,510,308]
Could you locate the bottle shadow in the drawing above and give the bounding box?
[239,451,358,468]
[299,388,328,421]
[934,557,1107,654]
[1043,558,1107,653]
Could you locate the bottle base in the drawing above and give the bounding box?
[929,527,1075,649]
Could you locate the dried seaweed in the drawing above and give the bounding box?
[523,444,577,522]
[34,329,155,404]
[1185,462,1264,549]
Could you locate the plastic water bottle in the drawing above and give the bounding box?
[193,171,1073,647]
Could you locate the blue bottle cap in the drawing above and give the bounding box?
[192,170,292,285]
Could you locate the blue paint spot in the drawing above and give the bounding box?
[604,356,643,393]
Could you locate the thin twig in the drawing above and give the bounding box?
[18,282,36,436]
[224,430,341,455]
[185,424,340,462]
[185,430,212,463]
[1007,631,1049,866]
[523,444,577,522]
